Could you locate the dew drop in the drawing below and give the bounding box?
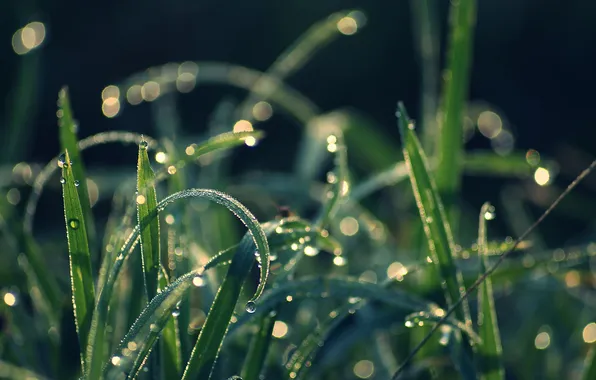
[172,309,180,317]
[245,301,256,313]
[68,219,80,229]
[192,275,205,287]
[408,121,416,130]
[74,180,80,187]
[60,177,66,184]
[58,153,67,168]
[483,205,496,220]
[139,140,148,149]
[405,320,414,328]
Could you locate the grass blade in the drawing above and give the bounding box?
[158,267,182,379]
[397,103,471,322]
[582,346,596,380]
[477,203,504,380]
[396,103,474,372]
[86,188,269,380]
[137,140,161,301]
[434,0,477,224]
[316,132,349,228]
[181,235,264,380]
[60,149,96,371]
[240,312,276,380]
[58,87,96,250]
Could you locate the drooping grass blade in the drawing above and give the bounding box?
[477,203,504,380]
[60,149,95,371]
[58,87,96,250]
[85,189,269,380]
[137,140,160,301]
[397,103,474,373]
[434,0,477,225]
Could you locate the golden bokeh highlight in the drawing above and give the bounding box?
[167,165,177,175]
[337,17,358,36]
[155,152,167,164]
[564,270,580,288]
[477,111,502,139]
[339,216,359,236]
[534,331,550,350]
[3,292,16,306]
[244,136,257,147]
[272,320,289,338]
[353,360,374,379]
[387,261,408,281]
[233,120,254,133]
[534,167,550,186]
[126,85,143,105]
[583,323,596,343]
[102,97,120,118]
[252,101,273,121]
[136,195,146,205]
[141,81,161,102]
[12,22,46,55]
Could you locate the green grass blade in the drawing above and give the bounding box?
[582,346,596,380]
[158,267,182,379]
[181,235,264,380]
[434,0,477,224]
[86,189,269,380]
[60,149,96,371]
[58,87,96,250]
[397,103,475,374]
[397,103,471,323]
[240,312,276,380]
[137,140,161,301]
[0,360,51,380]
[477,203,504,380]
[316,132,349,228]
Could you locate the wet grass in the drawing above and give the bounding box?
[1,3,596,380]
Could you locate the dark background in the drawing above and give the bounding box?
[2,0,596,244]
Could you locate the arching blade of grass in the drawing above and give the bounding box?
[476,203,504,380]
[397,103,474,374]
[137,140,160,301]
[582,346,596,380]
[181,234,265,380]
[158,267,182,379]
[237,10,359,120]
[85,189,269,380]
[60,149,95,371]
[434,0,477,226]
[0,360,50,380]
[58,88,96,250]
[240,312,276,380]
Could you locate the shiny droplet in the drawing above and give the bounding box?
[68,219,80,229]
[60,177,66,184]
[74,180,80,187]
[139,140,148,149]
[245,301,256,313]
[172,309,180,317]
[58,153,67,168]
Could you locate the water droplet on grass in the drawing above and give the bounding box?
[172,309,180,317]
[74,180,80,187]
[139,140,148,149]
[245,301,256,313]
[68,219,80,229]
[58,153,67,168]
[60,177,66,184]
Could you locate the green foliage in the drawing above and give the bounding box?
[3,6,596,380]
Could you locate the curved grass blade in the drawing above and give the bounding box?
[397,103,474,374]
[237,10,361,121]
[181,235,261,380]
[582,346,596,380]
[0,360,51,380]
[85,189,269,380]
[477,203,504,380]
[61,149,96,370]
[137,140,160,301]
[240,312,277,380]
[434,0,477,225]
[58,87,96,249]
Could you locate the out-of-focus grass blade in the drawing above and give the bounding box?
[158,267,182,378]
[137,140,160,301]
[397,103,474,373]
[60,149,95,370]
[582,346,596,380]
[237,10,362,120]
[316,132,349,228]
[58,88,96,249]
[181,234,266,380]
[240,311,276,380]
[434,0,477,225]
[476,203,504,380]
[86,189,269,380]
[0,360,50,380]
[397,103,471,323]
